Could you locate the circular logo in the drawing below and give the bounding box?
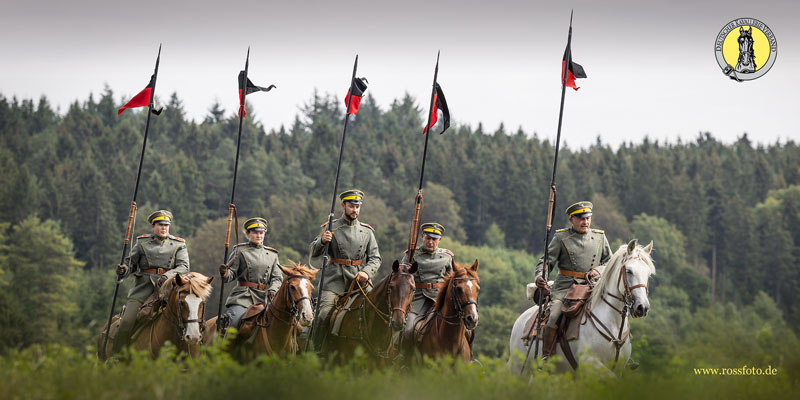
[714,18,777,81]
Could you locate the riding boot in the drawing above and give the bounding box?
[540,326,558,360]
[111,333,129,356]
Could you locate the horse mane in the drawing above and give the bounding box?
[165,272,213,299]
[588,244,655,309]
[434,262,479,311]
[283,260,318,284]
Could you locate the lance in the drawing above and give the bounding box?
[101,44,162,359]
[405,51,441,263]
[305,54,361,352]
[521,11,575,375]
[216,48,251,332]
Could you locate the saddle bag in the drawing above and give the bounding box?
[561,284,592,318]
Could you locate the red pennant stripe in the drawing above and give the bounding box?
[345,91,363,115]
[117,87,152,116]
[422,92,439,134]
[561,60,580,91]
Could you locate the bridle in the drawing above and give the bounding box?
[587,252,650,363]
[267,274,312,326]
[354,270,415,326]
[436,275,479,329]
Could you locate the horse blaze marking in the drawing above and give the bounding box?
[185,294,202,337]
[299,281,312,319]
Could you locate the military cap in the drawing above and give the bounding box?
[339,189,364,204]
[243,217,268,232]
[421,222,445,239]
[148,210,173,225]
[566,201,593,218]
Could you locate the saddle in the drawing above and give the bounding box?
[412,311,437,344]
[236,303,266,343]
[329,292,362,337]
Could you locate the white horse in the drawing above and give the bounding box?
[509,239,654,376]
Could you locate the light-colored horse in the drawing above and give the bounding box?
[509,239,654,376]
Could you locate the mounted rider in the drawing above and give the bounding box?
[113,210,190,354]
[219,217,283,330]
[309,189,382,353]
[398,222,454,357]
[534,201,611,360]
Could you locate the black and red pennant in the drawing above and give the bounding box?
[423,83,450,134]
[118,75,157,116]
[238,70,276,117]
[561,40,587,90]
[344,77,369,115]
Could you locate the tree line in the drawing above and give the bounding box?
[1,90,799,365]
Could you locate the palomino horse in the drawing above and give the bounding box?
[736,26,756,73]
[99,272,214,360]
[326,260,417,364]
[509,239,654,375]
[203,262,317,359]
[417,260,480,363]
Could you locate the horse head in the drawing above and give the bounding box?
[171,272,214,345]
[388,260,418,331]
[447,260,480,330]
[277,261,318,327]
[623,239,654,318]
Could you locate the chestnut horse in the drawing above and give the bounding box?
[326,260,417,364]
[98,272,214,360]
[417,260,480,362]
[204,262,317,359]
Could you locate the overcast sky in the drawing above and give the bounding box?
[1,0,798,148]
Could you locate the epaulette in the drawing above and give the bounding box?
[137,233,151,239]
[233,242,248,248]
[168,235,185,242]
[591,229,605,234]
[556,228,568,233]
[265,246,279,253]
[441,248,454,257]
[360,222,375,231]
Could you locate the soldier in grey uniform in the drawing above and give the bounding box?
[113,210,190,354]
[219,217,283,330]
[534,201,612,359]
[309,189,381,353]
[399,222,454,355]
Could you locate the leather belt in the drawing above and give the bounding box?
[415,281,446,290]
[238,281,267,290]
[141,268,168,275]
[558,269,587,279]
[331,257,363,267]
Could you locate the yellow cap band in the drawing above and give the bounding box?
[423,228,442,235]
[151,216,171,223]
[341,195,362,201]
[569,207,591,216]
[246,222,266,230]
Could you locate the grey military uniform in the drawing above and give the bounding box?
[222,242,283,328]
[309,216,381,352]
[400,246,454,342]
[117,233,190,343]
[535,227,611,328]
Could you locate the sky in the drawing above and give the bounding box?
[1,0,798,148]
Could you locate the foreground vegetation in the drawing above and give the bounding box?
[0,344,796,400]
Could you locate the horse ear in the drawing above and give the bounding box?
[174,273,184,286]
[627,239,637,255]
[392,260,399,272]
[644,241,653,254]
[470,259,479,273]
[206,276,214,284]
[409,261,418,274]
[278,264,293,277]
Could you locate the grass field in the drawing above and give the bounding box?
[0,342,796,400]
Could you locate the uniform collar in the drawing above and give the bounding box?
[571,226,589,235]
[419,246,437,254]
[248,242,263,248]
[341,216,358,226]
